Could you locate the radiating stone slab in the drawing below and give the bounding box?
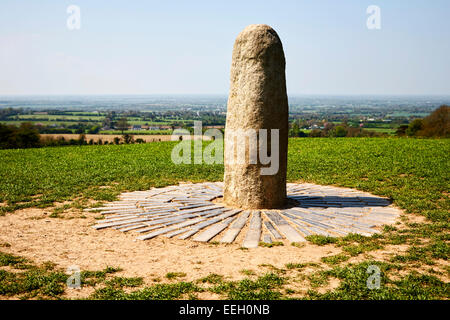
[193,217,235,242]
[242,211,262,248]
[264,221,283,240]
[263,234,272,244]
[220,211,250,243]
[265,211,306,242]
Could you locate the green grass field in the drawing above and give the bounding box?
[0,138,449,299]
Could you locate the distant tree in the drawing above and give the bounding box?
[396,125,409,136]
[0,124,15,149]
[419,105,449,137]
[346,126,362,137]
[16,122,40,148]
[78,134,87,145]
[289,122,300,137]
[406,119,423,136]
[309,129,322,137]
[116,117,129,134]
[87,125,101,134]
[297,130,307,137]
[0,122,40,149]
[123,134,134,144]
[333,126,347,137]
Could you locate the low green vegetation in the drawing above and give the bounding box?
[0,137,448,299]
[259,241,284,248]
[1,138,447,222]
[307,261,449,300]
[1,249,449,300]
[165,272,187,280]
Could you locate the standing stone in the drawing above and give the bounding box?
[223,24,288,209]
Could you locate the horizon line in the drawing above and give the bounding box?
[1,93,450,97]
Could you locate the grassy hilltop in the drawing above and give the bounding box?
[0,138,448,299]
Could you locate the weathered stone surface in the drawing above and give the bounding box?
[223,24,289,209]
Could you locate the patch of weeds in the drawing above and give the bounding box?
[308,273,329,288]
[211,273,285,300]
[81,266,122,286]
[291,242,305,248]
[306,235,338,246]
[49,212,60,218]
[385,233,411,245]
[91,282,202,300]
[383,225,398,232]
[41,261,57,271]
[0,252,68,299]
[321,254,350,265]
[427,240,449,260]
[307,261,448,300]
[85,188,119,202]
[240,269,256,276]
[187,293,199,300]
[197,274,224,284]
[342,242,383,257]
[257,264,287,274]
[286,263,307,270]
[0,252,29,268]
[49,204,72,218]
[285,288,296,295]
[166,272,186,280]
[391,245,439,265]
[104,277,143,288]
[259,241,283,248]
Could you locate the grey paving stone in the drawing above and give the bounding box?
[220,211,250,243]
[264,221,283,239]
[193,217,235,242]
[263,234,272,244]
[242,211,262,248]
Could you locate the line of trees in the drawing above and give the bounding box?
[1,105,448,149]
[289,122,384,138]
[0,122,145,149]
[289,105,449,138]
[396,105,449,137]
[0,123,41,149]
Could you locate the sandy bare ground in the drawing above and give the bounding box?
[2,202,445,299]
[0,207,341,284]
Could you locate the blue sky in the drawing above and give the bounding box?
[0,0,449,95]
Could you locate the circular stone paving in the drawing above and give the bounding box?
[89,182,401,248]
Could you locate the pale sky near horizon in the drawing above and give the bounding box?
[0,0,449,96]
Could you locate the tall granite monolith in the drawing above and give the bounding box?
[223,24,288,209]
